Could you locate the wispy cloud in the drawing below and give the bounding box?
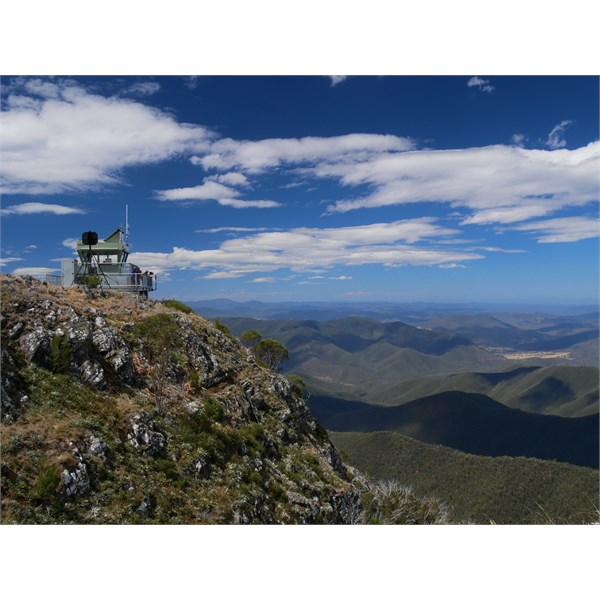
[1,202,86,216]
[201,271,244,279]
[197,227,276,234]
[510,133,527,147]
[193,133,414,172]
[1,78,210,194]
[129,217,484,275]
[0,257,24,269]
[126,81,160,96]
[329,76,348,87]
[467,76,495,93]
[252,277,275,283]
[61,237,79,250]
[12,267,58,277]
[546,120,574,149]
[322,142,598,227]
[514,216,600,243]
[156,179,280,209]
[183,76,200,89]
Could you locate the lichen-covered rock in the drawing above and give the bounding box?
[80,359,106,389]
[19,326,53,364]
[86,436,110,462]
[61,462,91,499]
[174,315,240,388]
[1,345,28,421]
[91,316,136,382]
[128,412,168,457]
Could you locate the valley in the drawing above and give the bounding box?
[210,301,599,522]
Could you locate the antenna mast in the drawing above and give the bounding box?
[125,204,130,244]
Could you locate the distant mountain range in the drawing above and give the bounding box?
[363,365,599,418]
[193,300,598,366]
[188,299,599,322]
[221,316,599,414]
[223,316,512,397]
[309,391,599,469]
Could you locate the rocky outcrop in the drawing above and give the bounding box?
[2,277,136,391]
[0,345,28,421]
[0,275,449,525]
[127,413,168,458]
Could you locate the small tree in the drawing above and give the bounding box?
[287,374,308,399]
[253,338,289,371]
[49,334,72,374]
[240,329,262,348]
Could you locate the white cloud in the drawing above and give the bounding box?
[252,277,275,283]
[206,172,250,187]
[329,275,352,280]
[1,202,86,216]
[510,133,527,147]
[323,142,598,227]
[546,120,574,149]
[61,237,79,250]
[129,217,483,276]
[193,133,414,172]
[329,76,348,87]
[197,227,276,234]
[127,81,160,96]
[0,257,24,268]
[514,216,600,243]
[1,78,210,194]
[183,76,200,89]
[467,76,495,93]
[202,271,244,279]
[12,267,58,278]
[438,263,467,269]
[157,177,280,209]
[156,179,280,209]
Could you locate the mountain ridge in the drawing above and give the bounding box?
[308,391,599,468]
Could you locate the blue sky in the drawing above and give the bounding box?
[1,75,598,304]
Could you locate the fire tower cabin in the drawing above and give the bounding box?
[47,228,157,297]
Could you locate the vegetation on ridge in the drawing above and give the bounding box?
[0,275,450,524]
[330,430,599,524]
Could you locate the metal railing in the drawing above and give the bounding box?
[47,271,157,292]
[46,274,62,286]
[77,272,158,292]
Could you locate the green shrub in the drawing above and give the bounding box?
[31,463,61,504]
[214,318,233,339]
[240,329,262,348]
[253,339,289,370]
[82,275,101,289]
[161,299,193,314]
[287,374,307,398]
[49,334,72,374]
[188,371,202,394]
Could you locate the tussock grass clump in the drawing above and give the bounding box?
[161,299,193,314]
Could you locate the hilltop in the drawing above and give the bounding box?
[0,275,449,524]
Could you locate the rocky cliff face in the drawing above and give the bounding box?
[0,275,449,524]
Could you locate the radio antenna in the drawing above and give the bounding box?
[125,204,130,244]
